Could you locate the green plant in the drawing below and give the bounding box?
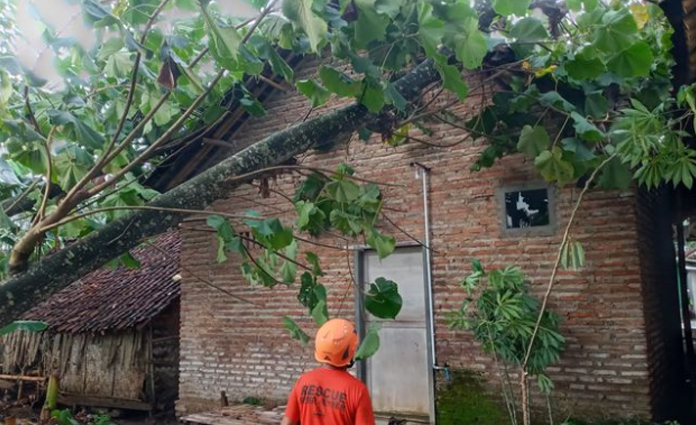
[51,409,111,425]
[448,261,564,425]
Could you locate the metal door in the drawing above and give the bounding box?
[358,247,431,420]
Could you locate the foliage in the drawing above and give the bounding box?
[51,409,111,425]
[458,2,696,194]
[436,370,508,425]
[0,320,48,335]
[448,261,564,391]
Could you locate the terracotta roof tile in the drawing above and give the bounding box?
[22,232,181,334]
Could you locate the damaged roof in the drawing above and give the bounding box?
[22,231,181,334]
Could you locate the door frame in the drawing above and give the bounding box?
[353,242,436,424]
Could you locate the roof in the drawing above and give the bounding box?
[22,231,181,334]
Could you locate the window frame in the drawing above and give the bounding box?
[495,182,558,237]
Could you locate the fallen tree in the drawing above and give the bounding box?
[0,58,440,327]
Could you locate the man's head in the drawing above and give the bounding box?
[314,318,359,368]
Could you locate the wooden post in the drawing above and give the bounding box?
[5,416,16,425]
[220,391,229,407]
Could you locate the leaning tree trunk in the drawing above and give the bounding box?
[0,59,439,327]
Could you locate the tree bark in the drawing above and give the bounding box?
[0,59,439,327]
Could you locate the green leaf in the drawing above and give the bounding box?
[251,37,294,82]
[319,66,362,97]
[47,110,105,149]
[306,252,324,276]
[0,321,48,335]
[598,156,633,190]
[607,41,654,78]
[539,91,576,113]
[366,229,396,260]
[585,92,609,119]
[326,179,361,203]
[561,138,596,162]
[282,316,310,344]
[207,215,235,240]
[311,284,329,326]
[493,0,531,16]
[571,112,605,142]
[534,148,575,185]
[119,252,141,269]
[53,146,94,190]
[384,83,407,112]
[104,52,132,78]
[454,18,488,70]
[215,237,227,263]
[97,37,125,61]
[436,63,469,101]
[282,0,327,52]
[567,0,598,11]
[280,241,299,283]
[365,277,403,319]
[312,300,329,326]
[355,323,381,361]
[296,79,330,107]
[510,18,548,42]
[361,82,385,113]
[594,8,639,53]
[201,4,242,70]
[354,0,390,47]
[565,51,605,80]
[517,125,550,158]
[83,0,119,27]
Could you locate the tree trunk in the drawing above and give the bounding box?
[0,59,439,327]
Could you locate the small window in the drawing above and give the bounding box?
[497,184,556,236]
[505,188,550,229]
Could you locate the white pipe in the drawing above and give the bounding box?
[412,162,438,367]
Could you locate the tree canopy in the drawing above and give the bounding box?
[0,0,692,350]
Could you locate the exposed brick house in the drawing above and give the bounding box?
[172,54,690,423]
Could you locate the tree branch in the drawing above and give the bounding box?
[40,205,265,234]
[36,127,56,224]
[521,153,617,371]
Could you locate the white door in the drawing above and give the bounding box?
[359,247,432,420]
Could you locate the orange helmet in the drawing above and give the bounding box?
[314,318,359,367]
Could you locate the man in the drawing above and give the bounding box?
[281,318,376,425]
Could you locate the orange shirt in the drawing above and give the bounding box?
[285,368,375,425]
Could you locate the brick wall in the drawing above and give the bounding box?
[177,59,670,420]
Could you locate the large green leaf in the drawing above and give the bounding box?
[436,63,469,101]
[53,145,95,190]
[510,17,548,42]
[355,323,381,361]
[283,317,310,344]
[565,52,605,80]
[326,179,361,203]
[493,0,531,16]
[296,79,330,107]
[319,66,362,97]
[366,229,395,260]
[517,125,550,158]
[282,0,327,52]
[365,277,402,319]
[47,110,105,149]
[384,83,407,112]
[0,321,48,335]
[200,4,242,70]
[360,82,385,113]
[534,148,575,184]
[571,112,605,142]
[354,0,390,48]
[594,8,638,53]
[453,18,488,70]
[607,41,653,78]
